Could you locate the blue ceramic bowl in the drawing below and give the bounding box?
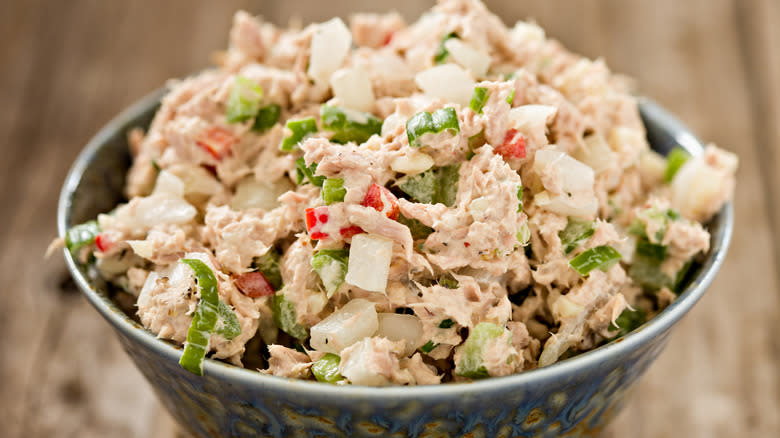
[59,90,733,438]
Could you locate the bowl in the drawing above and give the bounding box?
[59,89,733,438]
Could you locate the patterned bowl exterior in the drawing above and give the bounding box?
[59,89,733,438]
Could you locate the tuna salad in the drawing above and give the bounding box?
[62,0,737,384]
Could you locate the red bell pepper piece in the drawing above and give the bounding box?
[197,126,237,160]
[305,206,330,240]
[382,31,394,46]
[95,233,113,252]
[495,129,526,159]
[361,184,400,220]
[234,271,275,298]
[339,225,364,239]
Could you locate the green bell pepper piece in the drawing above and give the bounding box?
[321,178,346,205]
[251,103,281,133]
[311,248,349,297]
[226,76,263,123]
[469,87,489,113]
[312,353,342,383]
[320,105,382,144]
[569,245,622,276]
[280,117,317,152]
[455,322,506,378]
[65,220,100,258]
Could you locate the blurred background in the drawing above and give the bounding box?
[0,0,778,437]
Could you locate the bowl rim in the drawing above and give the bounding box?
[58,88,733,398]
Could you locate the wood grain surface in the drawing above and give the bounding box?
[0,1,777,437]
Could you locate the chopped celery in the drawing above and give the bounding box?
[272,293,308,340]
[455,322,506,378]
[609,307,646,339]
[569,245,622,276]
[674,260,694,292]
[420,340,438,354]
[321,178,346,205]
[506,89,516,105]
[438,274,459,289]
[311,248,349,297]
[226,76,263,123]
[252,103,281,133]
[629,250,692,294]
[438,318,455,329]
[252,250,282,290]
[280,117,317,152]
[406,111,435,148]
[398,164,460,207]
[312,353,342,383]
[635,239,667,261]
[398,214,434,240]
[406,108,460,147]
[179,259,221,375]
[516,185,524,213]
[664,148,690,183]
[435,163,460,206]
[216,300,242,340]
[469,87,489,113]
[516,223,531,246]
[629,207,682,242]
[559,217,595,254]
[320,105,382,144]
[398,168,436,204]
[65,220,100,257]
[433,32,458,64]
[295,157,326,187]
[431,107,460,136]
[628,255,671,291]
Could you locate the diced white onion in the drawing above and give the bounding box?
[552,295,586,320]
[638,149,667,184]
[230,177,294,211]
[96,253,137,277]
[169,165,222,196]
[533,149,595,194]
[468,196,491,222]
[307,291,329,315]
[443,38,491,78]
[670,158,724,222]
[614,232,637,264]
[308,17,352,85]
[330,67,375,112]
[414,64,475,107]
[534,190,598,218]
[133,195,197,228]
[345,234,394,293]
[511,21,546,43]
[573,134,617,174]
[310,298,378,353]
[127,240,154,259]
[152,170,185,197]
[375,313,423,356]
[390,150,434,175]
[508,105,557,130]
[607,126,644,169]
[380,113,405,137]
[136,271,158,309]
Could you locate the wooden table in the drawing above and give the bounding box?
[1,1,777,436]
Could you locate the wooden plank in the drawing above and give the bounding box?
[598,0,780,436]
[735,0,780,288]
[0,1,250,437]
[0,1,777,437]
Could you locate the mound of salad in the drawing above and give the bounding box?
[61,0,737,384]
